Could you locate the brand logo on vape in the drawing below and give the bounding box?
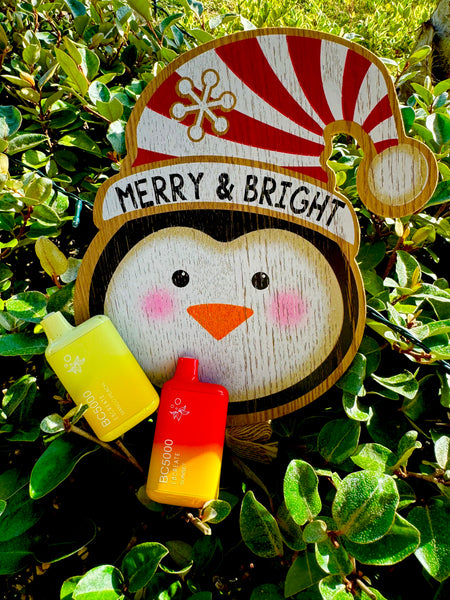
[63,354,85,374]
[169,397,190,421]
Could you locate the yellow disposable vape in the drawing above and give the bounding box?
[147,357,229,508]
[41,312,159,442]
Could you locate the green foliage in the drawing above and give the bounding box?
[0,0,449,599]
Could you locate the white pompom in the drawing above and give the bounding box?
[367,143,429,208]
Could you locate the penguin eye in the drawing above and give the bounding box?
[172,270,190,287]
[251,272,270,290]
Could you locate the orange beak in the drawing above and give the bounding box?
[187,303,254,340]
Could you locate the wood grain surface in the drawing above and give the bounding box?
[74,28,437,424]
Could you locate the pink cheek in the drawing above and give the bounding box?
[268,291,307,328]
[142,289,176,321]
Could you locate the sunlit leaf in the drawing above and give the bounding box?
[332,471,398,543]
[343,514,419,565]
[240,491,283,558]
[283,459,321,525]
[73,565,124,599]
[409,500,450,581]
[35,236,68,277]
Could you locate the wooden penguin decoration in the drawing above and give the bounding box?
[74,29,437,425]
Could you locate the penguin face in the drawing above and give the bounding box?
[104,225,344,403]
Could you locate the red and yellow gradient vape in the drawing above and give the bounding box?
[146,357,229,508]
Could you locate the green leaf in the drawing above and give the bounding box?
[30,436,98,499]
[343,513,419,565]
[409,500,450,581]
[276,501,307,551]
[371,371,419,400]
[6,292,47,323]
[55,48,89,96]
[432,432,450,470]
[201,499,231,523]
[319,575,352,599]
[73,565,124,599]
[401,106,415,131]
[140,573,182,599]
[351,443,397,473]
[361,588,388,600]
[0,531,34,575]
[358,336,381,376]
[61,259,82,284]
[412,318,450,341]
[315,535,353,575]
[23,44,40,66]
[426,113,450,146]
[434,78,450,95]
[127,0,153,20]
[357,241,386,270]
[188,28,215,43]
[0,106,22,138]
[409,45,432,65]
[7,133,47,155]
[0,332,47,356]
[88,81,110,103]
[61,576,83,600]
[165,540,192,568]
[0,264,13,285]
[393,430,422,470]
[2,374,37,418]
[396,250,421,288]
[96,97,123,122]
[160,13,184,34]
[0,485,43,542]
[284,548,325,597]
[159,47,178,63]
[59,131,101,156]
[318,419,360,464]
[25,176,53,204]
[303,520,328,544]
[342,392,372,422]
[411,82,434,106]
[40,413,65,434]
[401,387,426,421]
[332,471,399,543]
[47,281,75,313]
[33,205,62,225]
[106,120,126,154]
[121,542,168,593]
[336,353,366,395]
[64,0,87,17]
[79,47,100,81]
[362,269,385,296]
[22,149,49,169]
[283,459,321,525]
[438,371,450,408]
[240,491,283,558]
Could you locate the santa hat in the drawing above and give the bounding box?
[94,29,437,247]
[119,29,436,218]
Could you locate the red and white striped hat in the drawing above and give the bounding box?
[119,29,436,219]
